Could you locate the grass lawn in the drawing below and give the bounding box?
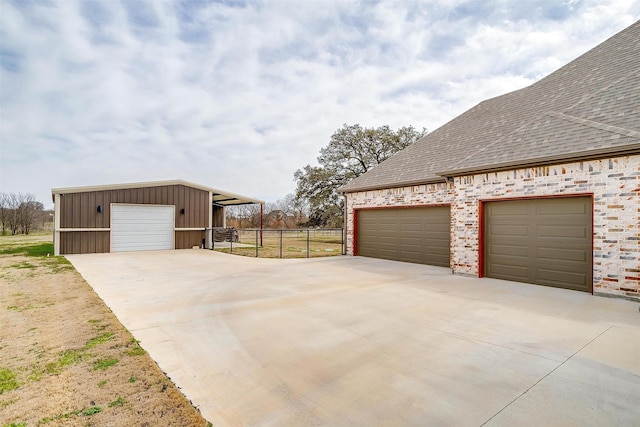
[0,234,209,426]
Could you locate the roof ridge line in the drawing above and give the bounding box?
[546,111,640,138]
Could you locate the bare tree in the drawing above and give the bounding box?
[3,193,20,235]
[0,193,7,235]
[225,204,262,228]
[263,193,310,228]
[18,194,43,235]
[0,192,44,235]
[226,194,311,230]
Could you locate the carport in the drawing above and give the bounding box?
[67,251,640,426]
[52,180,264,255]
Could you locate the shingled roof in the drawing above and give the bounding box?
[340,21,640,193]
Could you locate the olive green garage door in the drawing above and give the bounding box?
[357,206,450,267]
[484,197,592,292]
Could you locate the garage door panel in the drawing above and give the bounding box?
[538,247,588,262]
[489,244,529,257]
[536,200,589,216]
[400,252,422,262]
[121,233,172,243]
[485,197,591,292]
[400,224,422,233]
[537,225,588,239]
[489,253,531,268]
[537,269,588,290]
[426,229,450,239]
[425,242,449,252]
[490,224,530,237]
[489,203,529,216]
[111,205,174,252]
[357,206,450,267]
[112,223,170,232]
[488,263,530,280]
[430,254,451,266]
[538,259,589,273]
[400,241,424,251]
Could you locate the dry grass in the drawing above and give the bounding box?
[0,234,209,426]
[216,229,344,258]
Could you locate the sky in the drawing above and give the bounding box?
[1,1,638,208]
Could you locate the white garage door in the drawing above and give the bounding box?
[111,204,174,252]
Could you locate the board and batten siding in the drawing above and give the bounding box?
[58,185,208,229]
[60,231,110,254]
[176,230,208,249]
[56,185,210,254]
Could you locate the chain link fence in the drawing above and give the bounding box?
[213,228,344,258]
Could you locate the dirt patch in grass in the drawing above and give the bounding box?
[0,234,209,426]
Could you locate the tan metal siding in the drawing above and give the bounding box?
[484,197,592,292]
[58,185,209,254]
[175,230,206,249]
[357,206,451,267]
[174,185,207,229]
[59,185,208,229]
[60,231,109,254]
[213,206,224,227]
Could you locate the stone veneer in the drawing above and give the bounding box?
[345,154,639,300]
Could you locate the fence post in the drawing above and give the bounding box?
[255,229,258,257]
[306,229,310,258]
[279,230,283,259]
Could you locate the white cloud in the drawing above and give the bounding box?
[0,0,638,207]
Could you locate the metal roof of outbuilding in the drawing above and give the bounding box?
[51,179,264,206]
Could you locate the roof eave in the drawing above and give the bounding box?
[437,144,640,177]
[51,179,264,205]
[338,177,448,194]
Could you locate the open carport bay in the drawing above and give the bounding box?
[67,251,640,426]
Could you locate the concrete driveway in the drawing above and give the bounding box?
[67,250,640,426]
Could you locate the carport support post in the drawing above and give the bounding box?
[279,230,283,259]
[307,229,310,258]
[208,191,213,249]
[260,204,263,247]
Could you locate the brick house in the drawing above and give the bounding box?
[339,22,639,300]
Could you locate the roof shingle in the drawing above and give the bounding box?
[340,21,640,193]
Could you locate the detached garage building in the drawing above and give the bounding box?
[52,180,263,255]
[340,22,640,300]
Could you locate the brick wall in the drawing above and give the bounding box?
[345,154,639,300]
